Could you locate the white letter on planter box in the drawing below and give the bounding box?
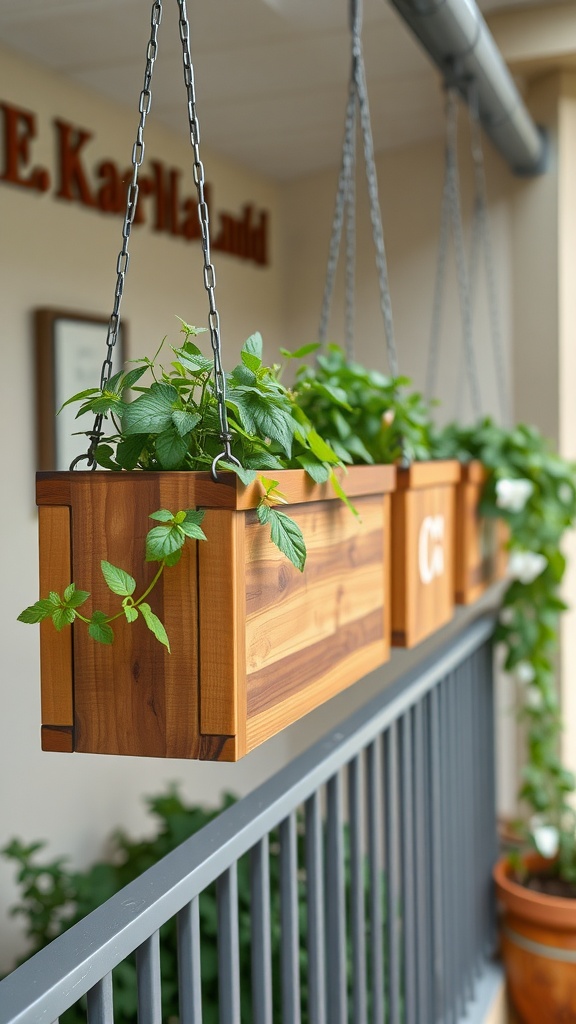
[419,515,445,584]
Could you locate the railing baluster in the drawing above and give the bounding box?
[280,812,301,1024]
[177,898,203,1024]
[217,865,241,1024]
[136,932,162,1024]
[385,721,401,1024]
[305,791,326,1024]
[413,699,430,1024]
[367,738,384,1024]
[250,836,273,1024]
[400,710,417,1024]
[348,754,368,1024]
[429,684,444,1024]
[87,973,114,1024]
[326,772,347,1024]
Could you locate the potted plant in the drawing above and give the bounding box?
[289,343,460,647]
[431,416,576,1023]
[19,323,396,762]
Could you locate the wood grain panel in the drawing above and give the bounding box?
[391,473,456,647]
[454,463,509,604]
[38,505,74,729]
[198,509,246,751]
[41,725,74,752]
[394,460,460,491]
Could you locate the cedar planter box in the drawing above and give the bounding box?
[36,465,396,762]
[454,461,508,605]
[390,460,459,647]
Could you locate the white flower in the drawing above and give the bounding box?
[515,661,536,685]
[531,821,560,859]
[526,686,544,710]
[381,409,395,427]
[499,607,515,626]
[495,478,534,513]
[508,550,547,585]
[559,483,574,506]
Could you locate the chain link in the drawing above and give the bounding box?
[73,0,163,470]
[426,88,482,419]
[319,0,398,376]
[176,0,240,479]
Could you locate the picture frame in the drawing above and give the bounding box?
[34,308,127,470]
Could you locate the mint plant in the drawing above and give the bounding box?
[61,322,349,571]
[288,343,435,465]
[18,508,207,650]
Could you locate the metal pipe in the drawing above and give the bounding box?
[387,0,548,176]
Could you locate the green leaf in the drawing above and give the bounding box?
[139,603,171,652]
[179,510,207,541]
[264,506,307,572]
[122,383,177,435]
[171,410,201,437]
[230,464,258,486]
[164,548,183,568]
[149,509,176,523]
[306,428,341,465]
[58,387,100,412]
[123,604,139,623]
[296,452,331,484]
[120,365,149,391]
[115,435,148,470]
[52,606,76,631]
[100,561,136,597]
[280,342,320,359]
[146,525,186,562]
[241,349,262,373]
[63,584,90,608]
[17,599,56,624]
[88,611,114,645]
[154,427,189,469]
[242,332,263,360]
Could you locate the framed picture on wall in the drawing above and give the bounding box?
[34,308,127,471]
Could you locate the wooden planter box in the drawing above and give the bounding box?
[390,460,459,648]
[36,466,396,762]
[454,461,508,605]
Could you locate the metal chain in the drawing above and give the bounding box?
[72,0,163,470]
[319,0,398,377]
[427,88,482,419]
[467,81,511,425]
[176,0,240,479]
[344,104,356,358]
[319,78,357,345]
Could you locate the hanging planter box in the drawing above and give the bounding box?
[454,461,509,605]
[36,465,396,762]
[390,460,460,648]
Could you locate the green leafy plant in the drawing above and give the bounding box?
[18,508,206,649]
[432,417,576,887]
[2,786,380,1024]
[288,342,435,465]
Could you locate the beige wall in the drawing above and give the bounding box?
[0,43,519,969]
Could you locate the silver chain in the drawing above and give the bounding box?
[467,82,510,425]
[73,0,163,470]
[427,88,482,419]
[176,0,239,479]
[319,0,398,376]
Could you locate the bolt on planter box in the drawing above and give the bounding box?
[390,460,459,648]
[454,461,509,605]
[36,465,396,762]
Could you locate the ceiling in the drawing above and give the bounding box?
[0,0,549,181]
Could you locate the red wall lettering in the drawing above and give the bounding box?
[0,101,50,191]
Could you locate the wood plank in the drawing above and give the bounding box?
[198,509,246,749]
[455,468,509,604]
[394,460,460,491]
[38,505,74,730]
[391,482,456,647]
[41,725,74,753]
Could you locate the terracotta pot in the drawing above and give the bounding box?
[493,854,576,1023]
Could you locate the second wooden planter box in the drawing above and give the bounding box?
[391,460,460,647]
[36,465,396,762]
[454,461,509,605]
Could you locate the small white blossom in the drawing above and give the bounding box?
[559,483,574,506]
[499,607,515,626]
[515,661,536,685]
[526,686,544,710]
[381,409,395,427]
[495,478,534,514]
[508,550,547,585]
[531,821,560,859]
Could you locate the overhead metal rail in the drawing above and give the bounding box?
[386,0,548,176]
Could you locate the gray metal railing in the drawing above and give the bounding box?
[0,615,499,1024]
